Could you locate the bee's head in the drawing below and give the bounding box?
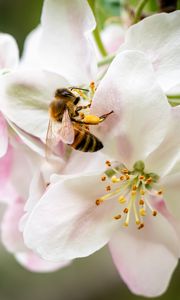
[55,88,75,99]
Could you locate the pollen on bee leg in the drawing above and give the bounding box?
[83,115,101,124]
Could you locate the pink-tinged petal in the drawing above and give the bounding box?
[0,33,19,69]
[0,113,8,157]
[159,172,180,219]
[1,198,27,252]
[0,70,69,142]
[92,50,170,167]
[109,214,179,297]
[0,144,13,187]
[145,106,180,176]
[23,173,121,261]
[120,11,180,92]
[38,0,97,85]
[101,24,125,54]
[15,252,71,273]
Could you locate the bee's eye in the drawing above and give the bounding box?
[55,89,73,98]
[74,97,80,105]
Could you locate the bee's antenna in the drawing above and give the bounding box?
[69,87,89,92]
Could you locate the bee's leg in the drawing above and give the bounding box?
[99,110,114,122]
[75,104,91,112]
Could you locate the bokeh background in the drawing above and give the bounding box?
[0,1,180,299]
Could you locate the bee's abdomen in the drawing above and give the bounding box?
[71,128,103,152]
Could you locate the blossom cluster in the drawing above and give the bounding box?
[0,0,180,297]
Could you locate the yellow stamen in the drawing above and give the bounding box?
[125,174,130,180]
[111,175,120,183]
[139,199,144,205]
[118,196,126,204]
[139,208,146,216]
[140,189,145,195]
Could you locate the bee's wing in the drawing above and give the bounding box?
[45,119,63,159]
[59,109,75,144]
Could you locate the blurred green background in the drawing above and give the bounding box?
[0,0,180,300]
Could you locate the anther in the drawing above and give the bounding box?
[120,175,125,181]
[139,208,146,216]
[152,210,157,216]
[125,174,130,180]
[131,190,136,196]
[123,208,129,214]
[145,177,152,184]
[124,222,129,227]
[118,196,126,204]
[140,190,145,195]
[106,185,111,191]
[46,182,50,187]
[139,175,145,180]
[122,168,129,174]
[96,199,103,206]
[157,190,163,195]
[138,223,144,230]
[111,175,120,183]
[114,214,121,220]
[139,199,144,205]
[132,185,137,191]
[106,160,111,167]
[101,175,106,181]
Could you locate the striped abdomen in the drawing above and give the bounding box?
[70,126,103,152]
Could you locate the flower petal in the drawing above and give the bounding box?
[109,214,179,297]
[23,173,120,261]
[0,33,19,70]
[120,11,180,92]
[38,0,97,85]
[0,113,8,157]
[145,106,180,176]
[0,70,69,141]
[15,252,71,273]
[92,50,170,167]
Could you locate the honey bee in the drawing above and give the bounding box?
[46,88,113,155]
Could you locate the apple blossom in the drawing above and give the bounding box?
[22,51,180,297]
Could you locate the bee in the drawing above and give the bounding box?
[46,88,113,155]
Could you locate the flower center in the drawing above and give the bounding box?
[96,160,163,230]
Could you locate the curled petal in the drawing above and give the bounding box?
[92,50,170,167]
[23,173,120,261]
[38,0,97,85]
[109,214,179,297]
[120,11,180,92]
[0,33,19,70]
[0,70,69,141]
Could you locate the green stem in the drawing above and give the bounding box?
[88,0,108,57]
[98,53,115,67]
[134,0,149,24]
[167,95,180,106]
